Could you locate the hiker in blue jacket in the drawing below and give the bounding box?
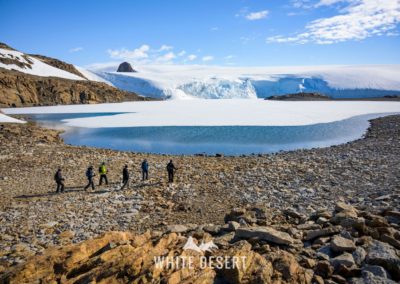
[141,159,149,181]
[84,165,96,191]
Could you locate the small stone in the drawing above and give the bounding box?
[330,252,355,269]
[203,225,221,235]
[335,202,357,213]
[352,246,367,266]
[304,226,342,241]
[380,234,400,249]
[227,221,240,231]
[314,260,334,278]
[166,224,188,233]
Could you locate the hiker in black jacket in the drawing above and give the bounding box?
[54,168,65,193]
[121,165,129,190]
[84,166,96,191]
[166,160,177,183]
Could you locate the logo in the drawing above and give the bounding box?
[154,236,247,270]
[183,236,218,253]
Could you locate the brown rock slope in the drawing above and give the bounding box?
[0,68,151,107]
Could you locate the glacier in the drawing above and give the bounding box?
[88,64,400,100]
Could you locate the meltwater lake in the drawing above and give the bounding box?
[22,112,394,156]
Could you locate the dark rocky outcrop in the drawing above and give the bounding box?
[266,92,331,101]
[117,61,136,72]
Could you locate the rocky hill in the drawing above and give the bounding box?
[0,43,152,107]
[0,68,150,107]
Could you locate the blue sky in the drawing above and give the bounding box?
[1,0,399,67]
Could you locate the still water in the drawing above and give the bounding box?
[24,113,392,156]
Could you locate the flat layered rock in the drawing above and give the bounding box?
[235,226,294,245]
[304,226,342,241]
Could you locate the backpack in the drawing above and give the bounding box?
[99,166,102,174]
[86,168,91,178]
[54,172,58,181]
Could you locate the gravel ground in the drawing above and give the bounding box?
[0,115,399,269]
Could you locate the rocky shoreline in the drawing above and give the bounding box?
[0,115,399,282]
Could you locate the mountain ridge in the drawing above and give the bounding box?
[0,43,154,107]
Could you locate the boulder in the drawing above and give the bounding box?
[349,271,398,284]
[362,265,388,278]
[330,235,357,252]
[366,240,400,280]
[235,226,294,245]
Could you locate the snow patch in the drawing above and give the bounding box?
[0,48,84,80]
[75,66,114,86]
[3,100,400,128]
[0,113,25,124]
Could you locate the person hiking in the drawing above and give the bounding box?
[166,160,177,183]
[141,159,149,181]
[84,166,96,191]
[98,162,108,186]
[54,168,65,193]
[121,165,130,190]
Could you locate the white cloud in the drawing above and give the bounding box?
[224,55,235,60]
[210,27,219,31]
[156,52,176,63]
[158,44,173,52]
[187,54,197,61]
[107,45,150,60]
[245,10,269,20]
[178,50,186,56]
[202,55,214,62]
[315,0,346,7]
[268,0,400,44]
[69,47,83,53]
